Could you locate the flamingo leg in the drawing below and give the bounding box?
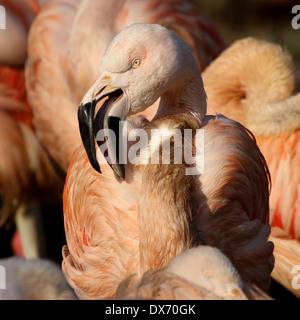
[15,202,46,259]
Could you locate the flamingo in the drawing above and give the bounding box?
[0,65,63,258]
[0,67,30,227]
[202,37,300,297]
[62,23,273,299]
[25,0,225,173]
[0,0,49,68]
[0,0,67,259]
[0,256,77,300]
[116,246,272,300]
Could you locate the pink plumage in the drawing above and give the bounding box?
[62,24,273,299]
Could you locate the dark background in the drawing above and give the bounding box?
[192,0,300,90]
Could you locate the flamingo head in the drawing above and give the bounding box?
[78,23,205,180]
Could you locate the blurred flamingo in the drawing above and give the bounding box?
[25,0,226,173]
[0,65,63,258]
[202,37,300,297]
[0,0,50,68]
[0,67,31,228]
[116,246,272,300]
[0,0,63,258]
[0,0,66,258]
[62,24,273,299]
[0,256,77,300]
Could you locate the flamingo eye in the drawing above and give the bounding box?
[132,58,141,68]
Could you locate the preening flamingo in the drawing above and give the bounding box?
[25,0,225,173]
[116,246,272,300]
[62,23,273,299]
[0,257,77,300]
[202,38,300,297]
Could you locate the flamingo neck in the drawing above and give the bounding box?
[154,77,207,121]
[138,162,194,273]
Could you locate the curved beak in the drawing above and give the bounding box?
[78,80,130,181]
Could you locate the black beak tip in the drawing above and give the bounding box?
[78,101,102,174]
[91,161,102,174]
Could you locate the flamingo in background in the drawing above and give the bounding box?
[62,23,273,299]
[116,246,272,300]
[25,0,225,173]
[202,37,300,297]
[0,67,31,227]
[0,0,50,67]
[0,0,64,259]
[0,65,63,258]
[0,256,77,300]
